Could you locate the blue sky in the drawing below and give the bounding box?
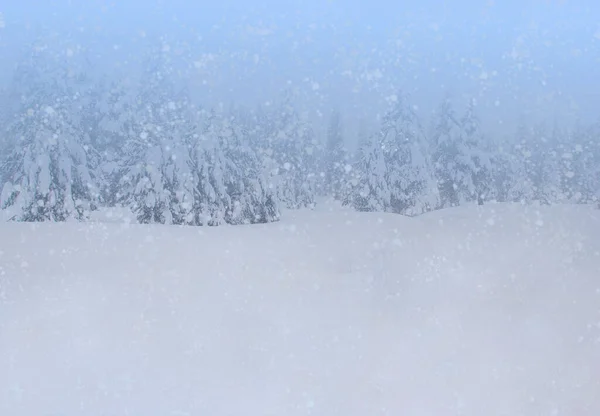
[1,0,599,141]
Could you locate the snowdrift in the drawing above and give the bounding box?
[1,202,599,415]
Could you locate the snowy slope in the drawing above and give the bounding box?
[1,203,599,415]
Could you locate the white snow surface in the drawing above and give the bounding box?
[1,201,600,415]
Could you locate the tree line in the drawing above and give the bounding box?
[1,46,599,225]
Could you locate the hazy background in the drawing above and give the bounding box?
[1,0,599,145]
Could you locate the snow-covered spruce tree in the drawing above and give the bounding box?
[489,144,516,203]
[534,123,565,205]
[507,120,599,206]
[224,119,280,224]
[0,52,100,222]
[79,77,139,207]
[0,88,10,186]
[345,92,439,215]
[506,120,539,203]
[459,99,494,205]
[118,96,197,224]
[495,120,599,206]
[322,109,350,199]
[189,110,280,225]
[556,123,599,204]
[506,120,571,205]
[585,122,600,204]
[430,97,466,207]
[252,91,318,209]
[118,39,196,224]
[343,130,391,212]
[431,97,495,207]
[119,122,172,224]
[119,43,279,226]
[1,101,100,221]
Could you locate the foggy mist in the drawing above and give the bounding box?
[2,0,599,141]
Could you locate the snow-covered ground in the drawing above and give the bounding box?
[1,202,600,415]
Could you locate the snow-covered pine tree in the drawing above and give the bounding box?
[534,122,564,205]
[558,122,598,204]
[119,116,172,224]
[506,119,539,203]
[254,91,317,209]
[322,109,349,199]
[586,121,600,205]
[189,110,280,225]
[489,144,516,203]
[345,92,439,215]
[431,97,495,207]
[459,99,494,205]
[430,97,465,207]
[0,51,100,222]
[119,101,200,226]
[1,100,100,221]
[510,120,596,206]
[339,116,370,204]
[222,115,280,224]
[118,38,196,225]
[118,45,279,226]
[118,61,171,222]
[0,88,10,186]
[80,77,139,207]
[343,130,391,212]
